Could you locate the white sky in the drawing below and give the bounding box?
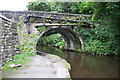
[0,0,118,11]
[0,0,32,11]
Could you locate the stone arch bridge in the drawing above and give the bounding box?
[0,10,93,50]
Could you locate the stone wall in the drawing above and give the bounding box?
[0,14,19,67]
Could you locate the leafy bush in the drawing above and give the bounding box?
[37,34,65,48]
[27,1,51,11]
[76,2,95,14]
[38,27,46,33]
[85,40,112,55]
[74,24,116,55]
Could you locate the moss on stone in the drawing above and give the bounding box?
[63,61,71,70]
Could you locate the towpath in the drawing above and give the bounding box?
[2,53,70,78]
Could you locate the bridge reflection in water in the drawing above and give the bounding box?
[36,46,119,78]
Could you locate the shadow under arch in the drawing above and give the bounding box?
[36,27,83,50]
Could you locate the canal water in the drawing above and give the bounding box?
[36,46,119,78]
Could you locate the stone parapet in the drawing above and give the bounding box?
[0,10,92,23]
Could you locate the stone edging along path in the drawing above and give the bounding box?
[3,53,71,78]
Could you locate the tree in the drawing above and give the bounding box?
[74,2,120,55]
[92,2,120,55]
[54,2,79,13]
[27,1,79,13]
[77,2,95,14]
[27,1,51,11]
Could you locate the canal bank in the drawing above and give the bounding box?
[2,53,71,78]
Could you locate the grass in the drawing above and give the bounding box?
[2,28,37,71]
[2,52,36,71]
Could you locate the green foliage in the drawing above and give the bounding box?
[85,40,111,55]
[38,27,46,33]
[27,1,78,13]
[2,53,34,71]
[74,2,120,55]
[16,22,22,26]
[27,1,51,11]
[27,1,94,14]
[76,2,95,14]
[75,24,116,55]
[37,37,47,46]
[92,2,120,55]
[29,17,35,22]
[38,34,65,48]
[55,39,65,48]
[53,2,79,13]
[2,30,37,71]
[3,39,35,71]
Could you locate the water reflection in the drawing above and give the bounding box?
[37,46,119,78]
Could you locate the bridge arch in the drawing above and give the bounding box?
[36,27,83,50]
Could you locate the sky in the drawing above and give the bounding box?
[0,0,119,11]
[0,0,32,11]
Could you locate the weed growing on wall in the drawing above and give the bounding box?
[2,28,37,71]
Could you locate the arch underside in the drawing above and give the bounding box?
[37,27,82,50]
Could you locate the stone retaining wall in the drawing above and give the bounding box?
[0,14,19,67]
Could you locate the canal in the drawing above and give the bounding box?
[36,46,119,78]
